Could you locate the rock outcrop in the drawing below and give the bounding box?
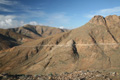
[0,70,120,80]
[89,15,106,26]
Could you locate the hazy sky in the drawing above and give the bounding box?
[0,0,120,29]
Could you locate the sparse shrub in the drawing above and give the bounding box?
[64,72,69,74]
[48,73,53,77]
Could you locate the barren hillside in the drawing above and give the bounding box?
[0,15,120,75]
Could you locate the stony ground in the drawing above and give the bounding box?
[0,70,120,80]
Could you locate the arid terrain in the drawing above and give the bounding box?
[0,25,67,50]
[0,15,120,80]
[0,70,120,80]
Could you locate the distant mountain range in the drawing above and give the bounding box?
[9,25,68,39]
[0,25,68,50]
[0,15,120,75]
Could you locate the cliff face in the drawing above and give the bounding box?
[0,15,120,75]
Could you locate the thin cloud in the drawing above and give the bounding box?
[0,15,44,29]
[0,0,18,5]
[29,21,38,25]
[25,10,46,18]
[0,0,23,12]
[0,7,13,12]
[86,6,120,18]
[46,13,70,26]
[0,0,70,28]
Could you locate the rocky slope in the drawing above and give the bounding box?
[0,25,67,50]
[0,29,31,50]
[0,70,120,80]
[0,15,120,75]
[9,25,68,39]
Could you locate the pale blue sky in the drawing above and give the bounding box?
[0,0,120,29]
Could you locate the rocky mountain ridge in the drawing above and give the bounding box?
[0,15,120,76]
[0,25,68,50]
[9,25,68,39]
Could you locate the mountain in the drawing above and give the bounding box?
[9,25,68,39]
[0,34,17,50]
[0,25,68,50]
[0,29,31,50]
[0,15,120,75]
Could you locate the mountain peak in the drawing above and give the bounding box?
[105,15,120,22]
[93,15,104,18]
[89,15,120,27]
[89,15,106,26]
[105,15,120,28]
